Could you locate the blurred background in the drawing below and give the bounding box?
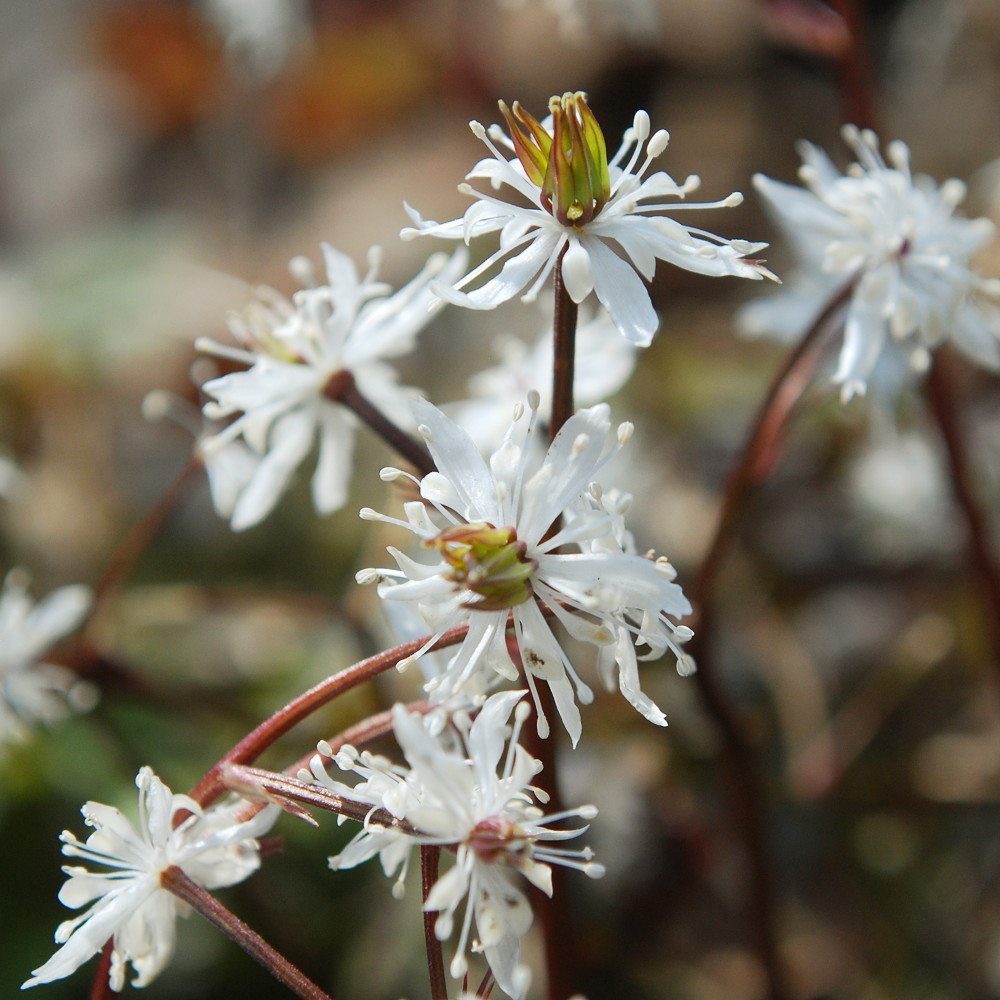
[1,0,1000,997]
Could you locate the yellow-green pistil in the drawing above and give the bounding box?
[428,523,537,611]
[500,91,611,227]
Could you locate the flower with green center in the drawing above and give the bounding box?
[431,523,537,611]
[403,92,775,346]
[357,395,692,746]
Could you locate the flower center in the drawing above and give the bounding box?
[468,816,529,864]
[428,523,537,611]
[501,91,611,227]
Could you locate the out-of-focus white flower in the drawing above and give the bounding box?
[197,245,466,531]
[498,0,660,41]
[307,691,603,999]
[23,768,277,992]
[451,307,637,451]
[739,125,1000,400]
[0,569,94,746]
[358,397,692,745]
[402,92,774,347]
[202,0,310,79]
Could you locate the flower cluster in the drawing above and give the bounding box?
[0,569,94,746]
[739,124,1000,399]
[403,91,774,346]
[196,244,465,530]
[359,396,692,746]
[307,690,603,999]
[23,767,276,992]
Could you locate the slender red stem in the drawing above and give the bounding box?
[324,368,434,476]
[85,457,201,634]
[160,866,333,1000]
[87,942,114,1000]
[530,245,579,1000]
[828,0,878,129]
[685,281,852,1000]
[421,846,449,1000]
[188,627,469,807]
[925,354,1000,672]
[549,244,578,439]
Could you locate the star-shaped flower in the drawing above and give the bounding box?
[402,91,774,346]
[738,125,1000,400]
[197,244,466,530]
[23,767,277,992]
[307,691,602,999]
[0,569,94,746]
[358,396,692,745]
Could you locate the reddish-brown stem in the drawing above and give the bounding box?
[535,245,579,1000]
[692,281,854,636]
[828,0,878,129]
[160,866,333,1000]
[550,244,578,439]
[925,355,1000,672]
[686,281,852,1000]
[324,368,434,476]
[85,456,201,635]
[188,627,469,807]
[421,846,449,1000]
[88,942,114,1000]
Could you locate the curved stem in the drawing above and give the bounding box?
[691,281,853,636]
[421,846,449,1000]
[325,369,434,476]
[686,281,851,1000]
[161,866,333,1000]
[925,354,1000,672]
[188,626,469,807]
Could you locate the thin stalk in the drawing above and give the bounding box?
[421,846,449,1000]
[85,456,201,634]
[220,763,420,832]
[532,245,579,1000]
[686,281,852,1000]
[161,866,334,1000]
[88,942,114,1000]
[925,354,1000,672]
[324,368,434,476]
[828,0,878,129]
[550,244,579,438]
[188,626,469,808]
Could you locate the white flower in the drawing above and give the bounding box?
[451,306,637,451]
[358,396,692,746]
[197,245,466,531]
[202,0,310,79]
[0,569,94,746]
[497,0,661,41]
[402,92,773,347]
[307,691,603,999]
[738,125,1000,400]
[23,767,277,992]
